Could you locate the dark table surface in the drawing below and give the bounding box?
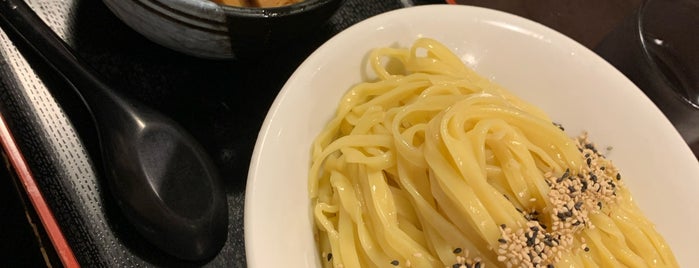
[5,0,689,267]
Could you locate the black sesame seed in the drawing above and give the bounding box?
[500,224,507,229]
[540,223,548,229]
[590,174,598,183]
[526,214,539,221]
[597,201,603,209]
[498,238,507,244]
[530,226,539,232]
[547,264,555,268]
[562,168,570,179]
[568,185,576,193]
[526,232,537,247]
[543,238,554,247]
[600,166,606,171]
[585,143,596,151]
[391,260,399,266]
[581,180,588,192]
[327,253,333,261]
[453,247,462,254]
[553,122,565,131]
[616,173,621,180]
[586,158,592,166]
[584,247,590,252]
[474,262,482,268]
[574,201,583,210]
[452,264,460,268]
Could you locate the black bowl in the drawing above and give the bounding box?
[102,0,344,59]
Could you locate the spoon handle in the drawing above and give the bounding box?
[0,0,121,116]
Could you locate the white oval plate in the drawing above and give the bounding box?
[244,4,699,267]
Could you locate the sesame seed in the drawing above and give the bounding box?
[554,122,565,131]
[584,143,596,151]
[453,248,462,254]
[391,260,399,266]
[327,253,332,261]
[456,256,465,264]
[493,134,622,268]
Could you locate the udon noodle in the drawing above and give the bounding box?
[309,37,677,267]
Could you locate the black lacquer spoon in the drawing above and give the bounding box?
[0,0,228,261]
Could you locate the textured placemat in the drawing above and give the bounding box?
[0,0,445,266]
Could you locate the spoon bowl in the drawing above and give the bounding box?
[0,0,228,261]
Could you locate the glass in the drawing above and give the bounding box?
[595,0,699,157]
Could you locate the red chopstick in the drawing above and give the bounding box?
[0,113,79,268]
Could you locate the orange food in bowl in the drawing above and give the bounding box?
[213,0,302,7]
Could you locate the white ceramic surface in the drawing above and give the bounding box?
[244,4,699,267]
